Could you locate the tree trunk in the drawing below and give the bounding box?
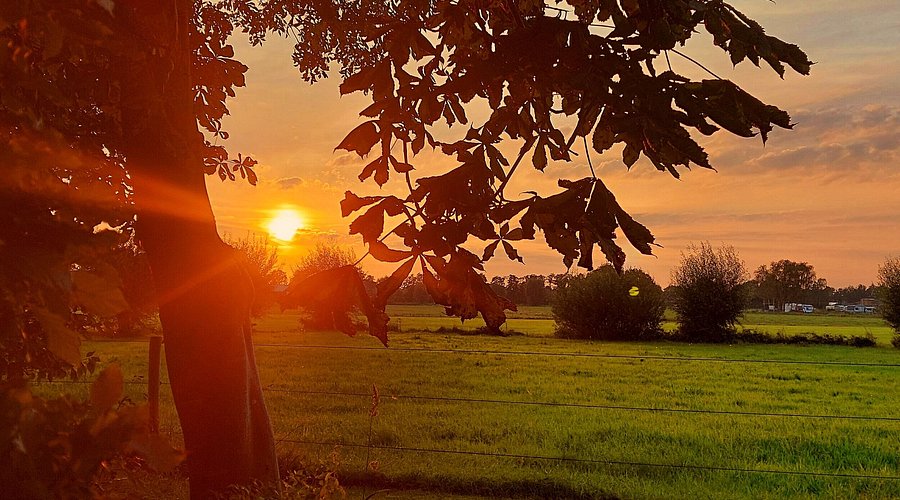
[118,1,278,497]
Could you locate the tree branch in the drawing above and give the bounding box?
[671,49,722,80]
[493,139,532,200]
[583,136,596,178]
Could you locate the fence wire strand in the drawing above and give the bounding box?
[262,388,900,422]
[35,379,900,423]
[276,438,900,481]
[79,338,900,368]
[250,343,900,368]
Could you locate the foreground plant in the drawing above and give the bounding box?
[1,365,183,499]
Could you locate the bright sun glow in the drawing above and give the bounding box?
[266,209,304,242]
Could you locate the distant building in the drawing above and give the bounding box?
[860,297,879,308]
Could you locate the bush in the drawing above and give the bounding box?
[877,257,900,343]
[671,243,749,342]
[226,234,288,317]
[553,266,665,340]
[731,329,876,347]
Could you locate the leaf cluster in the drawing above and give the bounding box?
[0,126,132,377]
[1,0,260,193]
[218,450,346,499]
[283,243,381,335]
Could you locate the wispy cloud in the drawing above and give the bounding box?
[274,177,304,189]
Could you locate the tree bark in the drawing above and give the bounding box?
[118,1,278,497]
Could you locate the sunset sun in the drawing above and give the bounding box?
[266,208,304,242]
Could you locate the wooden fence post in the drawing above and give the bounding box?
[148,335,162,434]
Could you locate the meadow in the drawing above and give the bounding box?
[383,305,896,345]
[35,307,900,499]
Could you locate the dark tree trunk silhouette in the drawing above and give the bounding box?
[118,1,278,497]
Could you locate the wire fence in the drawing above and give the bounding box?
[33,338,900,488]
[261,387,900,422]
[275,438,900,482]
[82,338,900,367]
[252,343,900,368]
[35,378,900,422]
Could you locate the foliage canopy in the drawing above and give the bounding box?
[753,260,824,309]
[1,0,811,351]
[278,0,811,338]
[877,256,900,338]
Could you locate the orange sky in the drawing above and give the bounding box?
[207,0,900,287]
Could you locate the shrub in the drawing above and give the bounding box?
[226,234,288,316]
[553,266,665,340]
[877,256,900,345]
[671,242,749,342]
[732,329,876,347]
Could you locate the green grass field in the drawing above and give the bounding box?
[385,305,897,345]
[34,307,900,499]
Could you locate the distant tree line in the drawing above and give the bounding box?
[91,238,898,348]
[90,238,892,340]
[275,242,897,348]
[382,273,571,306]
[380,262,883,312]
[277,242,900,349]
[744,259,883,310]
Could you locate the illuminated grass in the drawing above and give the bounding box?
[258,327,900,499]
[33,310,900,499]
[383,305,896,346]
